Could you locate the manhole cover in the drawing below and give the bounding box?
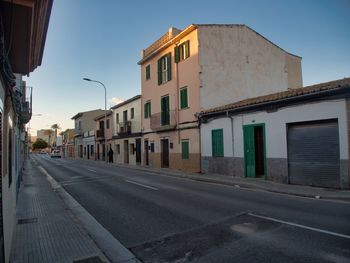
[18,218,38,224]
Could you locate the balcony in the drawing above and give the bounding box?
[20,101,31,124]
[150,110,176,132]
[118,121,132,135]
[96,129,105,139]
[20,86,32,124]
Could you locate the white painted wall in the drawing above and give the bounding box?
[2,113,16,263]
[201,118,233,157]
[198,25,302,110]
[201,99,348,159]
[112,97,141,136]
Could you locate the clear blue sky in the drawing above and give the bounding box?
[26,0,350,135]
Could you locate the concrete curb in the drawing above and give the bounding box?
[39,166,140,263]
[113,164,350,203]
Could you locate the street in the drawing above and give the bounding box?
[31,154,350,263]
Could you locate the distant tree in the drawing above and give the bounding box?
[44,129,54,147]
[51,124,61,147]
[32,138,48,150]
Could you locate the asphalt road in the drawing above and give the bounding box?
[31,154,350,263]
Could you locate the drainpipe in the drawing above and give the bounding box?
[175,42,180,144]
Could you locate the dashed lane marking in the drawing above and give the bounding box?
[125,180,158,191]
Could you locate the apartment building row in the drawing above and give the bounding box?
[71,24,350,190]
[0,1,53,262]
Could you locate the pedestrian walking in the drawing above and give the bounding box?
[108,147,114,163]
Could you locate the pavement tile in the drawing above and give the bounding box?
[10,159,109,263]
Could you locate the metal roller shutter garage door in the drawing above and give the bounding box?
[287,120,340,188]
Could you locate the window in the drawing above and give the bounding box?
[181,140,189,160]
[212,129,224,157]
[116,113,119,124]
[99,120,104,129]
[150,142,155,152]
[130,143,135,155]
[146,65,151,80]
[107,119,110,129]
[158,53,171,85]
[175,40,190,63]
[117,144,120,154]
[131,108,134,119]
[180,87,188,109]
[161,96,170,126]
[144,101,151,118]
[123,110,128,122]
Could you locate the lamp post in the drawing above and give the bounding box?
[83,78,108,163]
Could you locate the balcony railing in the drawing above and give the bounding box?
[117,121,132,135]
[20,86,32,124]
[150,110,176,131]
[96,129,104,139]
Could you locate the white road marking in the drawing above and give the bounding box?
[86,168,97,173]
[125,180,158,191]
[248,212,350,240]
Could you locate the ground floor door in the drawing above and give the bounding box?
[144,140,149,166]
[161,138,169,168]
[287,120,340,188]
[79,145,83,158]
[243,124,266,178]
[87,145,90,159]
[124,140,129,164]
[136,139,141,164]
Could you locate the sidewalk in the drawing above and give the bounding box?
[114,163,350,202]
[10,159,110,263]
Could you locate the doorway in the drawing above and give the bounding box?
[161,138,169,168]
[243,124,266,178]
[144,140,149,166]
[124,140,129,164]
[136,139,141,164]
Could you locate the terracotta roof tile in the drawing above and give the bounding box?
[201,78,350,115]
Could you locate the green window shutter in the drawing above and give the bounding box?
[185,40,190,58]
[180,88,188,109]
[144,103,148,118]
[182,141,189,159]
[167,53,172,81]
[146,65,150,80]
[148,102,151,117]
[212,129,224,157]
[174,46,179,63]
[157,58,162,85]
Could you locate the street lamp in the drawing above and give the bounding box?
[83,78,108,163]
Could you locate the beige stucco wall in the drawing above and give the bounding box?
[139,29,201,173]
[198,25,302,110]
[142,128,200,172]
[141,29,201,133]
[113,137,141,165]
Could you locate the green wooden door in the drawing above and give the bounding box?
[161,96,170,125]
[243,125,255,177]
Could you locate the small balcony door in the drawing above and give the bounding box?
[161,96,170,126]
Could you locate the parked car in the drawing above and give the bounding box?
[40,150,47,154]
[50,150,61,158]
